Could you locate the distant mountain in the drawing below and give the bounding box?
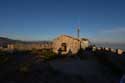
[0,37,52,45]
[0,37,17,44]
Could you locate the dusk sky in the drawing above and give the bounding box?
[0,0,125,43]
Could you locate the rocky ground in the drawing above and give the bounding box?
[0,51,124,83]
[50,56,123,83]
[0,55,86,83]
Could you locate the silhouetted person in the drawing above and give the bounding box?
[68,49,72,56]
[58,48,62,56]
[120,75,125,83]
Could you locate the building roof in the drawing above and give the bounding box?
[81,38,89,41]
[54,34,89,41]
[61,35,79,40]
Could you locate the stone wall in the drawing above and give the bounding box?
[0,43,52,51]
[14,43,52,50]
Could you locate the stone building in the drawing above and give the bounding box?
[0,43,14,51]
[52,35,89,54]
[7,44,14,50]
[116,49,123,55]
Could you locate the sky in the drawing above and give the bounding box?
[0,0,125,43]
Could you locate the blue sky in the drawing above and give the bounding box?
[0,0,125,43]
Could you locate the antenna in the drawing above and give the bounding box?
[77,26,80,39]
[76,17,80,39]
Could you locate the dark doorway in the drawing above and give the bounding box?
[61,43,67,52]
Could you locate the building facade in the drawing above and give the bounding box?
[52,35,89,54]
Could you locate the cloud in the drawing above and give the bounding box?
[101,27,125,33]
[0,33,33,41]
[93,27,125,44]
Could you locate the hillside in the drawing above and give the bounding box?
[0,37,52,45]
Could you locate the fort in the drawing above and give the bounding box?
[0,34,89,52]
[0,35,124,55]
[0,26,124,55]
[52,35,89,54]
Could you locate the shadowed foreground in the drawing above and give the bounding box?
[50,56,122,83]
[0,49,124,83]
